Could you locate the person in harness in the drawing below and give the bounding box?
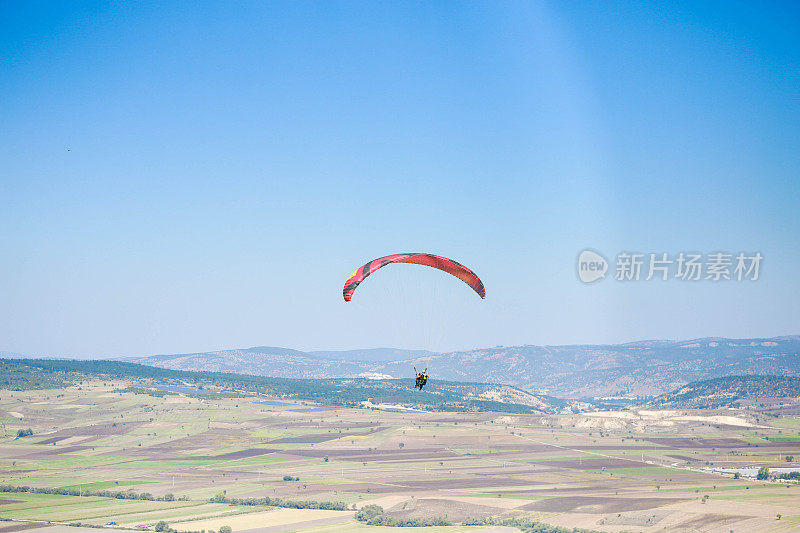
[413,366,428,390]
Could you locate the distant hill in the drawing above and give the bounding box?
[394,336,800,398]
[139,346,366,378]
[309,348,435,362]
[0,351,28,358]
[649,375,800,409]
[134,336,800,399]
[0,358,560,414]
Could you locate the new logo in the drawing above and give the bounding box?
[577,249,608,283]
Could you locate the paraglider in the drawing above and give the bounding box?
[342,252,485,390]
[414,366,428,390]
[342,253,485,302]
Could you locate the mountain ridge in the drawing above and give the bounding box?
[133,336,800,398]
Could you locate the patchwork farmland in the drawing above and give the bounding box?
[3,382,800,532]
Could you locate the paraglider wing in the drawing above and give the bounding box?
[342,253,486,302]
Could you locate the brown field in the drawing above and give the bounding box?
[522,496,686,513]
[386,498,499,521]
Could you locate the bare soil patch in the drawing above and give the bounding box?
[42,445,93,455]
[340,452,455,462]
[284,447,458,462]
[386,498,499,522]
[542,458,646,470]
[101,428,254,457]
[40,422,142,440]
[327,475,540,493]
[403,476,542,490]
[270,433,347,444]
[35,436,70,445]
[189,448,278,460]
[0,522,50,533]
[499,485,606,495]
[428,417,493,424]
[645,437,747,448]
[238,514,354,533]
[269,427,386,444]
[599,510,671,527]
[523,496,686,513]
[672,513,748,529]
[74,397,123,405]
[491,443,561,452]
[279,448,368,458]
[758,441,800,448]
[571,445,663,450]
[319,483,414,494]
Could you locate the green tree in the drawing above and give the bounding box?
[219,526,232,533]
[355,504,384,522]
[154,521,168,532]
[757,466,770,480]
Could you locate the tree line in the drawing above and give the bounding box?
[210,492,347,511]
[0,484,179,501]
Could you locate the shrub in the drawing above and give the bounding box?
[355,504,384,522]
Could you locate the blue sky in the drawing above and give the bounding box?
[1,1,798,357]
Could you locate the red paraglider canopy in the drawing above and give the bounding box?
[343,253,485,302]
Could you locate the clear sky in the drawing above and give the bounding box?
[1,1,798,358]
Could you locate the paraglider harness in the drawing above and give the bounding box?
[414,366,428,390]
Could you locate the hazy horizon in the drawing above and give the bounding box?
[5,332,799,361]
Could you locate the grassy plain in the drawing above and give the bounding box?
[3,382,800,532]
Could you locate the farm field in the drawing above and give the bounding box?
[3,382,800,532]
